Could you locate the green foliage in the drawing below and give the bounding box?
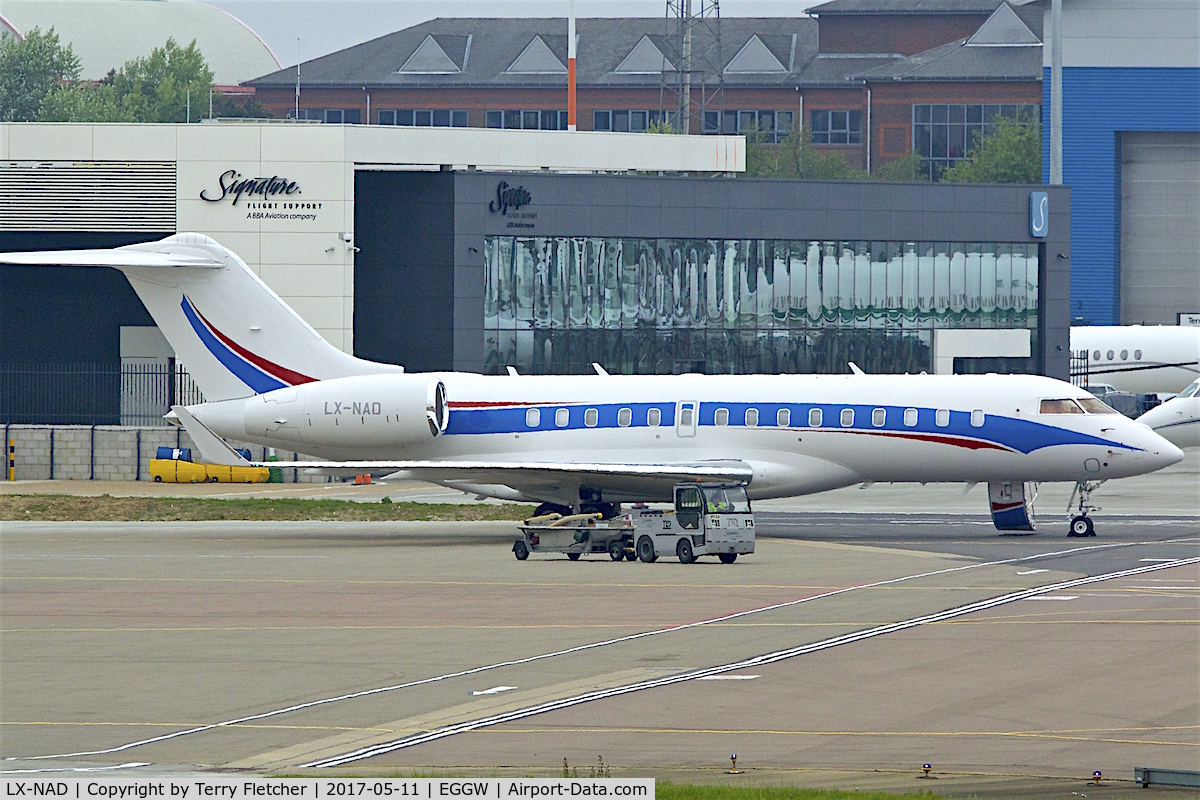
[110,38,215,122]
[940,114,1042,184]
[37,37,215,122]
[745,128,868,180]
[38,80,130,122]
[657,784,944,800]
[0,27,81,121]
[872,150,928,182]
[211,92,278,119]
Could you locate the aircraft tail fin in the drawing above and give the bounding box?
[0,233,401,401]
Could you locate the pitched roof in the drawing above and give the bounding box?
[855,6,1041,82]
[245,17,818,89]
[806,0,1005,14]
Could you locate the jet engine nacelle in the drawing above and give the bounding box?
[243,374,448,448]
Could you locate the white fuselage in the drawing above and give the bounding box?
[1071,326,1200,394]
[189,371,1182,505]
[1138,380,1200,449]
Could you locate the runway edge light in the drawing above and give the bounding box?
[726,753,742,774]
[921,763,933,779]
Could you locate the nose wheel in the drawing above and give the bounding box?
[1066,480,1104,537]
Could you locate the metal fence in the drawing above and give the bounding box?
[0,360,204,426]
[1070,350,1089,387]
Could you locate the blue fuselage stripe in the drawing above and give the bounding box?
[444,401,1134,454]
[180,296,286,394]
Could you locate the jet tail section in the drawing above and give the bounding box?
[0,233,403,401]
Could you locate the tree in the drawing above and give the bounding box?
[745,128,868,180]
[110,38,214,122]
[211,93,277,119]
[39,37,215,123]
[872,151,927,182]
[0,27,81,122]
[940,114,1042,184]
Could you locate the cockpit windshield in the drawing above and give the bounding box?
[702,486,751,514]
[1039,398,1085,414]
[1076,396,1120,414]
[1180,381,1200,399]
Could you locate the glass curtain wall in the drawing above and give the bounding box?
[483,237,1040,376]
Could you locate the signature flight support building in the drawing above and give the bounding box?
[1,122,1067,425]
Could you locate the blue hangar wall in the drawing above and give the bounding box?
[1043,66,1200,325]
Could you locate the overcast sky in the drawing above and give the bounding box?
[205,0,809,67]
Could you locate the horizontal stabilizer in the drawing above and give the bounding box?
[172,405,253,467]
[0,249,221,269]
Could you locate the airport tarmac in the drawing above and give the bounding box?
[1,457,1198,796]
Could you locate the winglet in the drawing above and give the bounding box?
[593,362,610,376]
[171,405,252,467]
[848,362,865,375]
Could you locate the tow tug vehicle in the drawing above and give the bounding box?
[513,482,755,563]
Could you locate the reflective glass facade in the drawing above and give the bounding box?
[484,237,1039,376]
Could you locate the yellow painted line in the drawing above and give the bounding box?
[0,576,845,590]
[0,624,643,633]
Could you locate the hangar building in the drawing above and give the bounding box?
[0,122,1066,425]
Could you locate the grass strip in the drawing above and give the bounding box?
[659,784,944,800]
[0,494,536,522]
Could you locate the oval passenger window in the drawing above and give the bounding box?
[526,407,540,427]
[715,408,729,426]
[555,407,569,427]
[617,407,632,427]
[809,408,822,427]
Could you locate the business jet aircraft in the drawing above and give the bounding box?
[2,234,1183,537]
[1137,380,1200,449]
[1071,325,1200,395]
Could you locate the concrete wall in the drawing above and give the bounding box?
[1,424,320,482]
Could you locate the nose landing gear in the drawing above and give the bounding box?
[1067,480,1105,537]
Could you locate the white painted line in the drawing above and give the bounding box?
[698,674,759,681]
[470,686,517,696]
[303,556,1200,768]
[0,763,149,775]
[1030,595,1078,601]
[1016,569,1050,575]
[19,536,1198,765]
[1140,558,1177,562]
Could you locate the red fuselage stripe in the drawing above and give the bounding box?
[193,305,315,386]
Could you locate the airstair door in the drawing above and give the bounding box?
[676,401,698,437]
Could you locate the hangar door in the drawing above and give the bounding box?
[1120,132,1200,324]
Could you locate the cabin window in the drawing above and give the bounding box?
[526,408,541,427]
[617,407,632,427]
[935,408,950,427]
[809,407,822,427]
[1076,396,1120,414]
[647,407,661,426]
[1134,349,1142,360]
[872,407,886,427]
[1039,398,1084,414]
[1093,350,1101,361]
[840,408,854,427]
[715,408,729,426]
[1120,349,1128,360]
[555,407,570,427]
[1107,350,1115,360]
[745,408,759,427]
[584,408,599,427]
[971,409,985,427]
[904,408,918,427]
[777,408,790,427]
[680,406,694,427]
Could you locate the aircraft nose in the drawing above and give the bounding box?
[1142,428,1185,470]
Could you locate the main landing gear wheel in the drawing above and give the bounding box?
[676,538,695,564]
[1068,515,1095,537]
[719,553,737,564]
[567,552,581,561]
[608,539,625,561]
[533,502,571,518]
[513,540,529,560]
[637,536,657,563]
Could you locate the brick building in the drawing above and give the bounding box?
[244,0,1043,180]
